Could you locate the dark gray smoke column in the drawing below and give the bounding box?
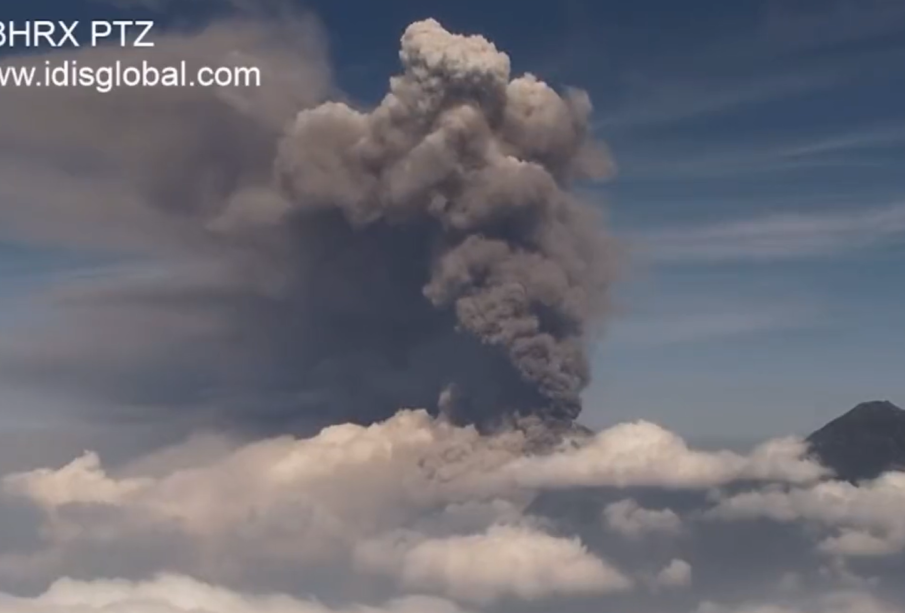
[0,18,616,433]
[266,19,616,425]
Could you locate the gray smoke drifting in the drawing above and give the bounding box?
[0,18,616,432]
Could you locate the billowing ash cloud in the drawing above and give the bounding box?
[0,18,615,432]
[265,18,615,425]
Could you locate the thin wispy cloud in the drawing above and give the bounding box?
[780,123,905,158]
[594,69,843,132]
[630,203,905,263]
[759,0,905,56]
[605,117,905,182]
[590,0,905,133]
[612,146,897,183]
[608,307,823,347]
[597,41,905,133]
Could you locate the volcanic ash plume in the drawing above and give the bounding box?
[0,18,616,432]
[259,19,616,425]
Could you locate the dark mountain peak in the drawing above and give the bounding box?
[807,400,905,482]
[839,400,903,420]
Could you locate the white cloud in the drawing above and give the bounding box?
[708,471,905,557]
[0,409,861,605]
[818,530,903,558]
[3,452,150,508]
[3,411,826,562]
[603,499,682,539]
[654,559,693,589]
[1,411,531,569]
[0,573,467,613]
[502,421,827,490]
[355,525,632,605]
[0,408,834,596]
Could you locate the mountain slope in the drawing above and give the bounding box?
[807,400,905,482]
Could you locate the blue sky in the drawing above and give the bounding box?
[1,0,904,439]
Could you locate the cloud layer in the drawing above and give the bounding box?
[2,408,901,612]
